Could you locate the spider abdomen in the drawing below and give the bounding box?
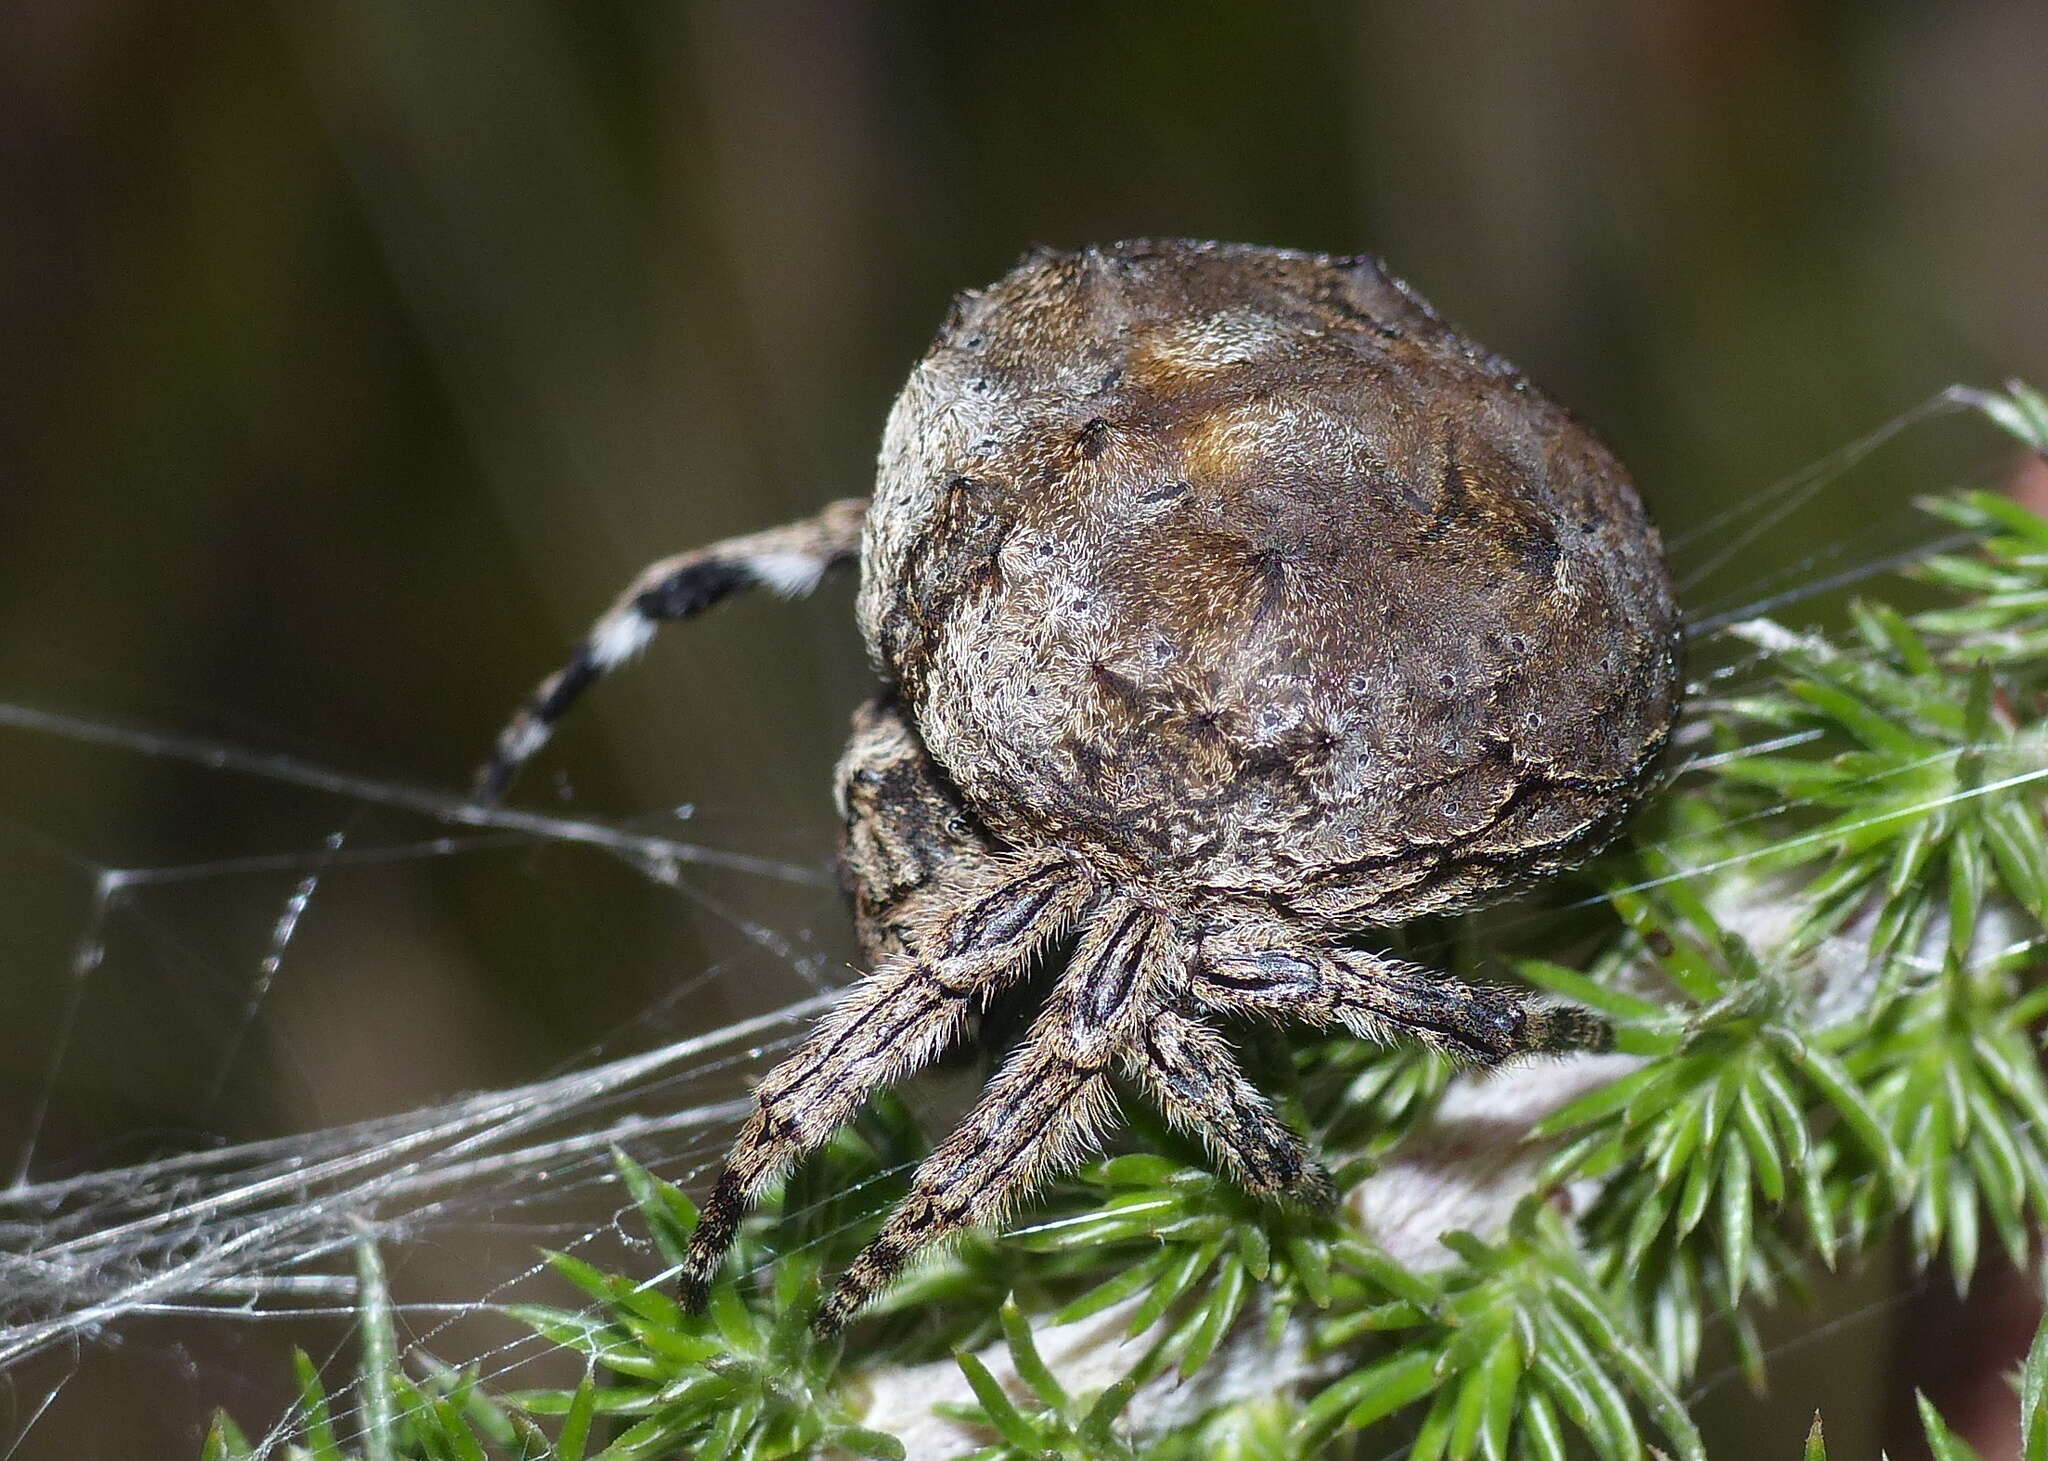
[860,240,1681,925]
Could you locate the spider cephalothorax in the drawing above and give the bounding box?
[480,240,1682,1330]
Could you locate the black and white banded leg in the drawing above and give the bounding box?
[476,497,869,799]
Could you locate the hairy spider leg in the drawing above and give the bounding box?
[475,497,869,800]
[676,852,1092,1313]
[1124,1006,1334,1206]
[1194,922,1611,1065]
[815,899,1175,1332]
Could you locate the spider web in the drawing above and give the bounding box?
[0,392,2026,1458]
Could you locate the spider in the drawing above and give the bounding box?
[478,240,1682,1332]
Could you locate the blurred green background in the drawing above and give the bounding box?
[1,2,2044,1456]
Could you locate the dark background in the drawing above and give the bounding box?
[1,2,2044,1456]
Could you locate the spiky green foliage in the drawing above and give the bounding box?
[1005,1152,1360,1381]
[204,382,2048,1460]
[1301,1203,1703,1461]
[940,1304,1141,1461]
[201,1238,544,1461]
[498,1151,903,1461]
[1805,1281,2048,1461]
[1520,877,1909,1384]
[1708,591,2048,990]
[1850,953,2048,1286]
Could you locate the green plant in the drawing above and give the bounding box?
[202,1238,547,1461]
[205,382,2048,1458]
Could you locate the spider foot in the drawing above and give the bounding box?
[675,1170,749,1313]
[814,1233,915,1335]
[1520,1000,1614,1055]
[1125,1006,1334,1207]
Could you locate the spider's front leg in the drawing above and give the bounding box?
[1123,1006,1334,1208]
[815,900,1176,1331]
[476,497,869,800]
[1192,915,1610,1065]
[676,844,1092,1312]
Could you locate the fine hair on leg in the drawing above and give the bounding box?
[1194,917,1611,1066]
[476,497,868,799]
[675,851,1092,1311]
[814,898,1176,1331]
[1123,1006,1334,1206]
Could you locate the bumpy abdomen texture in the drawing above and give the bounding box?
[858,241,1681,929]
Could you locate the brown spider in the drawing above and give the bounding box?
[478,241,1682,1332]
